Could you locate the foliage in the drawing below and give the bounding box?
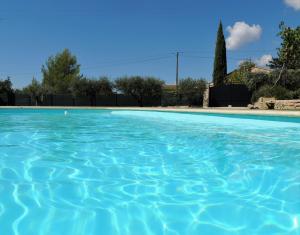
[71,77,113,97]
[0,78,13,94]
[143,77,165,97]
[244,72,273,92]
[245,68,300,102]
[251,85,293,102]
[161,85,177,106]
[213,21,227,86]
[115,76,164,106]
[271,69,300,91]
[42,49,81,94]
[226,60,256,84]
[245,69,300,94]
[239,60,256,72]
[292,89,300,99]
[270,22,300,69]
[179,78,207,106]
[22,78,43,98]
[226,71,245,84]
[115,76,143,104]
[162,85,177,95]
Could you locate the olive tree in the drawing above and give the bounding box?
[179,78,207,106]
[71,77,113,97]
[115,76,164,106]
[270,22,300,70]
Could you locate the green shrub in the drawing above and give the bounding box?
[246,70,300,101]
[226,60,255,85]
[71,77,113,97]
[0,78,13,94]
[245,73,273,92]
[271,69,300,91]
[179,78,207,106]
[115,76,164,106]
[251,85,293,103]
[291,89,300,99]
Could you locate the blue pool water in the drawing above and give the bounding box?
[0,109,300,235]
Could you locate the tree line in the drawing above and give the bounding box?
[0,49,207,106]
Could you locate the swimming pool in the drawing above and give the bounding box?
[0,109,299,235]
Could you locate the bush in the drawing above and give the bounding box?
[115,76,164,106]
[226,70,246,85]
[271,69,300,91]
[251,85,293,103]
[246,69,300,94]
[0,78,13,94]
[291,89,300,99]
[245,73,273,92]
[179,78,207,106]
[22,78,44,105]
[226,60,256,85]
[143,77,165,97]
[0,78,14,105]
[71,77,113,97]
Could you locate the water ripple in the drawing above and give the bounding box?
[0,109,299,234]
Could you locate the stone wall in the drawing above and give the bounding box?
[274,100,300,110]
[253,97,276,110]
[253,98,300,110]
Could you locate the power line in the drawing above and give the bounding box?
[0,52,260,77]
[81,55,174,71]
[0,54,174,77]
[182,55,248,61]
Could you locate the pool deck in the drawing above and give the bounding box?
[1,106,300,117]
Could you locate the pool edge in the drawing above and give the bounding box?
[1,106,300,118]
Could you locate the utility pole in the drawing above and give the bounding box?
[176,52,179,105]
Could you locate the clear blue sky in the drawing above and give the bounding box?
[0,0,299,88]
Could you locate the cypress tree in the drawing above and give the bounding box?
[213,21,227,86]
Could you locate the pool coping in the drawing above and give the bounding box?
[1,106,300,117]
